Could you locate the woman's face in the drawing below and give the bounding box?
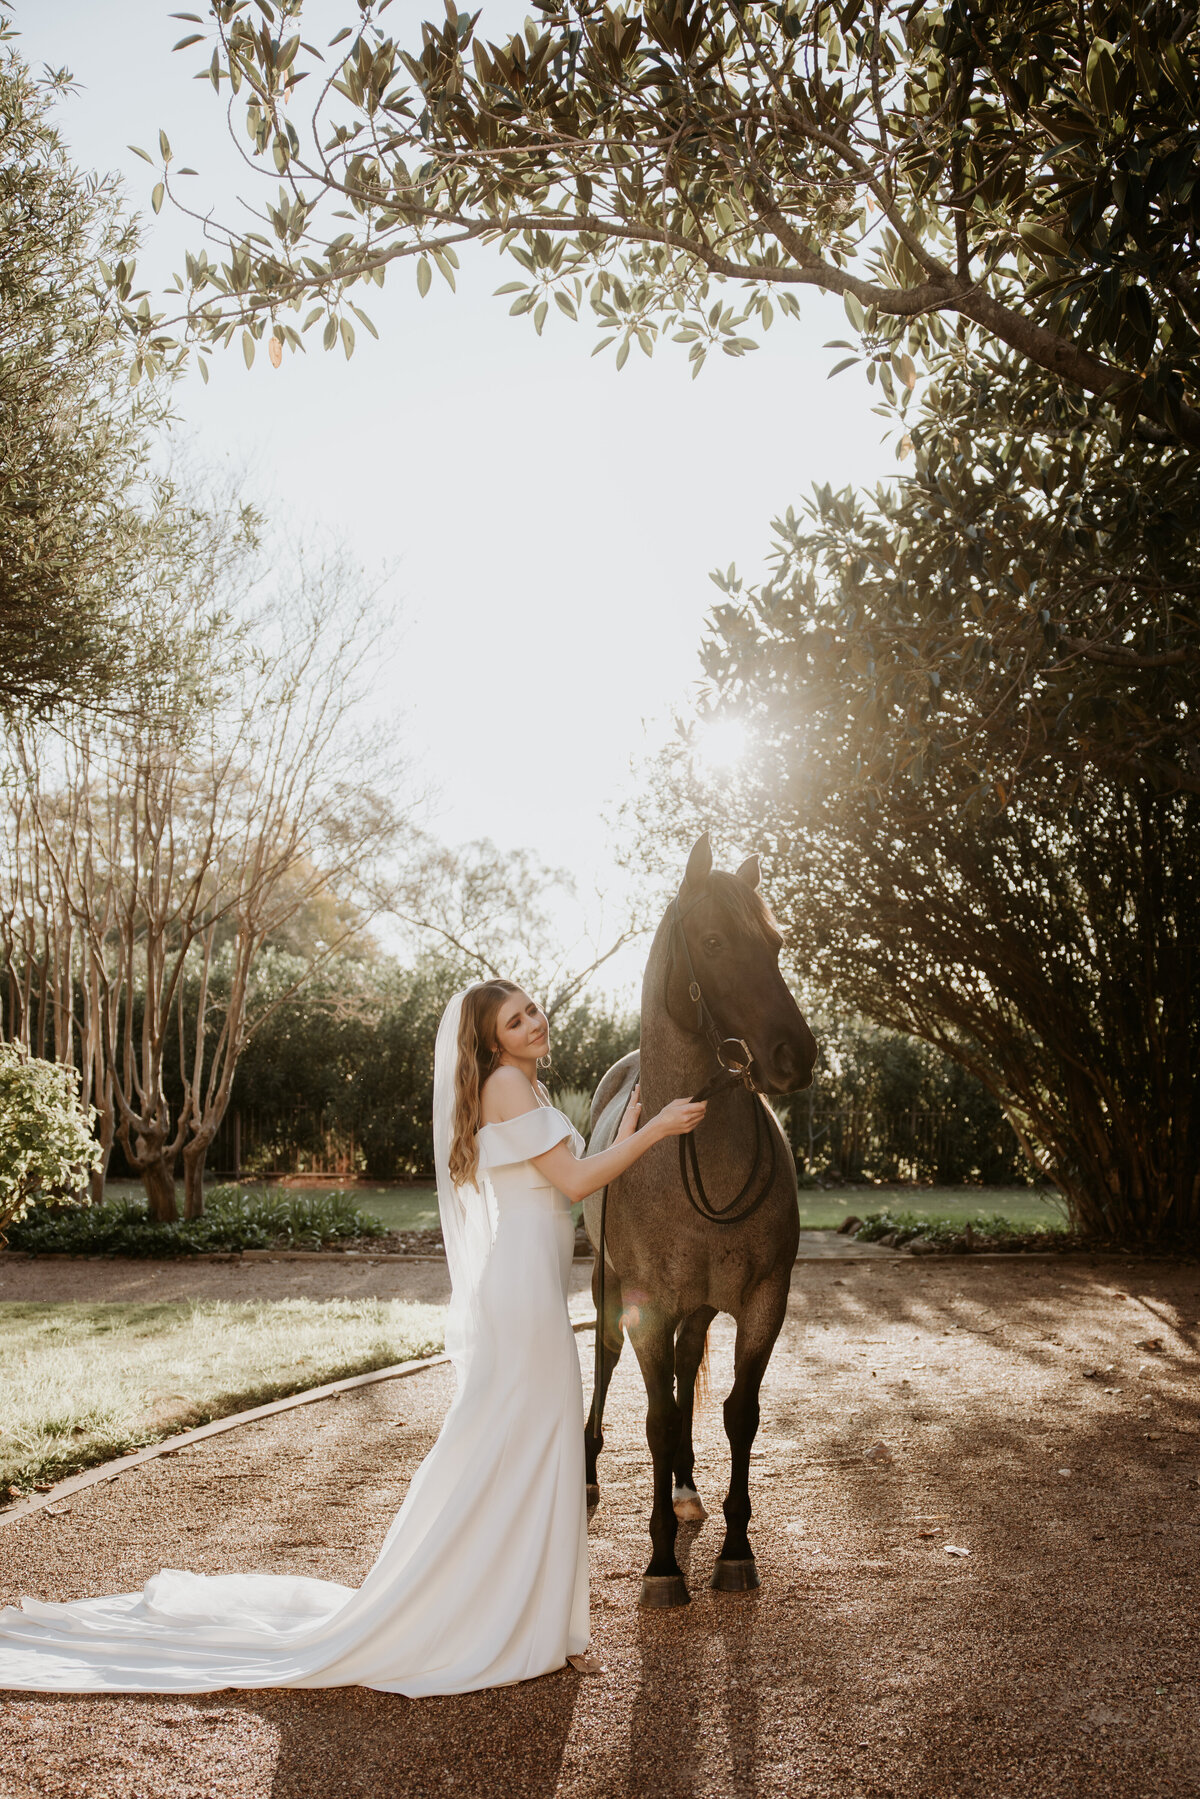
[493,989,549,1064]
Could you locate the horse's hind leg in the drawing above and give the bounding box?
[628,1311,689,1607]
[712,1273,789,1594]
[672,1305,716,1522]
[584,1255,623,1509]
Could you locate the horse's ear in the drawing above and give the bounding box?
[735,854,761,890]
[681,832,713,893]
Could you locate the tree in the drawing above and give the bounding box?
[5,530,410,1221]
[131,1,1199,448]
[0,29,181,716]
[643,353,1199,1243]
[391,835,642,1016]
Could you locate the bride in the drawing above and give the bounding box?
[0,979,705,1696]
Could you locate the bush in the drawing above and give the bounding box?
[851,1207,1073,1254]
[0,1045,99,1243]
[789,1021,1029,1185]
[554,1087,595,1139]
[5,1186,386,1258]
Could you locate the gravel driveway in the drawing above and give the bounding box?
[2,1256,1198,1799]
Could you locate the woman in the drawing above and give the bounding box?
[0,980,705,1695]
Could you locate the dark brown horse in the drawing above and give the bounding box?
[583,834,817,1606]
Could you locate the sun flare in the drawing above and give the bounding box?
[694,717,750,775]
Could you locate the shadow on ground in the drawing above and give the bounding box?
[1,1257,1198,1799]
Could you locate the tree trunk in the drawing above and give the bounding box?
[139,1153,178,1223]
[183,1135,211,1219]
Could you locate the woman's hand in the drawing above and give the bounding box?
[651,1096,708,1139]
[615,1083,642,1142]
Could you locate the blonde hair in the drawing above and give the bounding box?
[448,980,521,1187]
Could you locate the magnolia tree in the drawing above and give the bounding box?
[640,349,1200,1245]
[0,40,184,718]
[6,533,410,1222]
[127,1,1199,451]
[0,1045,99,1244]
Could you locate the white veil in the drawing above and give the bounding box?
[432,985,498,1381]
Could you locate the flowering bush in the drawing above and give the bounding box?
[0,1046,99,1243]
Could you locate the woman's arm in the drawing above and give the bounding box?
[530,1084,707,1204]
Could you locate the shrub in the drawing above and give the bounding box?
[852,1207,1072,1254]
[5,1186,385,1258]
[554,1087,595,1139]
[0,1045,99,1244]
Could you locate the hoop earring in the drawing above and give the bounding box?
[537,1054,552,1072]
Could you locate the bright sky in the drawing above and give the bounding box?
[24,1,895,998]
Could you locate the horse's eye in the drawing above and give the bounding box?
[702,935,723,955]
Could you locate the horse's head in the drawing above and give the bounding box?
[665,832,818,1095]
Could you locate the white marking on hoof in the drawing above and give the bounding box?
[672,1484,708,1522]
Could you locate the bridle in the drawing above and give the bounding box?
[668,893,757,1098]
[666,893,778,1228]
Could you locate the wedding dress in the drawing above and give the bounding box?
[0,996,590,1697]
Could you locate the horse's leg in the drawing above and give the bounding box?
[584,1255,624,1509]
[672,1305,716,1522]
[628,1310,689,1607]
[711,1272,789,1593]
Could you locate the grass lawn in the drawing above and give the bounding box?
[0,1297,445,1500]
[313,1182,1064,1234]
[211,1181,1064,1235]
[795,1185,1066,1230]
[107,1178,1064,1237]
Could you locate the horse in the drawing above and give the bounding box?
[582,832,818,1607]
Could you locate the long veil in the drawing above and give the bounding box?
[432,985,498,1380]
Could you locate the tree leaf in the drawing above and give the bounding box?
[416,256,431,297]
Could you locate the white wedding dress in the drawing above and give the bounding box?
[0,1103,589,1696]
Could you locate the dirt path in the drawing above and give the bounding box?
[2,1256,1198,1799]
[0,1231,892,1309]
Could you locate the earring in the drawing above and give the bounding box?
[537,1054,552,1071]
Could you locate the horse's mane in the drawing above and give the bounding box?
[706,870,784,948]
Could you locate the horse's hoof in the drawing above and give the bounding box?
[638,1574,690,1609]
[586,1483,600,1511]
[710,1557,760,1593]
[672,1484,708,1522]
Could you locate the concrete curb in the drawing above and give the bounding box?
[0,1317,599,1532]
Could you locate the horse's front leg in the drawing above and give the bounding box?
[672,1305,716,1522]
[713,1274,789,1593]
[628,1311,689,1607]
[584,1253,624,1509]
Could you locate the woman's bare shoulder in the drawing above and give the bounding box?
[479,1065,540,1124]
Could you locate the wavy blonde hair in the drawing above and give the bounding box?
[448,980,521,1187]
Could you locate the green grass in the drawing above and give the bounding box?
[795,1186,1066,1230]
[99,1180,1063,1241]
[344,1186,441,1232]
[0,1297,445,1499]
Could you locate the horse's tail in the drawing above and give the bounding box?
[695,1327,711,1410]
